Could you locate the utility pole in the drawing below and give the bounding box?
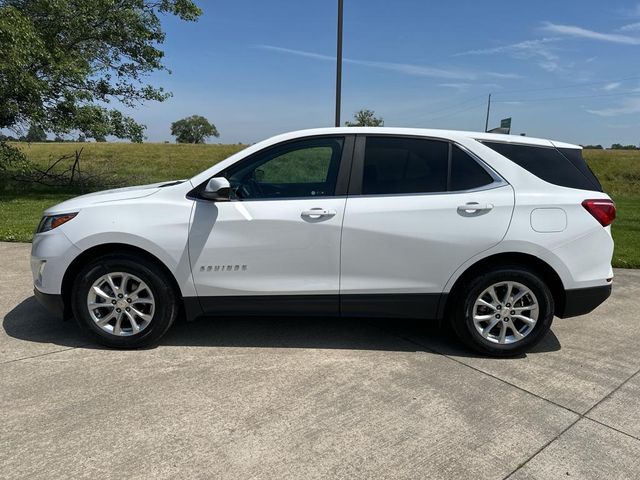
[484,93,491,132]
[335,0,344,127]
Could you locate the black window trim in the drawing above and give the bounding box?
[347,134,507,197]
[188,134,356,202]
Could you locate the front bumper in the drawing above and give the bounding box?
[557,284,612,318]
[33,287,65,319]
[31,230,81,294]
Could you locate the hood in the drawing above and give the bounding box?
[44,180,182,214]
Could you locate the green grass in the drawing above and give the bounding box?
[0,191,76,242]
[583,149,640,268]
[1,143,639,267]
[608,198,640,268]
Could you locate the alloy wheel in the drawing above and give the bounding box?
[472,281,539,344]
[86,272,155,336]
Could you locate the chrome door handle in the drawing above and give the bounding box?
[301,208,337,218]
[457,202,494,215]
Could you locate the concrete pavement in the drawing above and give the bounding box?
[1,242,639,479]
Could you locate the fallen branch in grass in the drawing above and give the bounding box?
[10,147,121,190]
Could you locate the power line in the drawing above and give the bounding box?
[421,74,640,119]
[408,100,487,127]
[399,74,640,128]
[414,94,487,117]
[492,75,640,96]
[493,90,640,104]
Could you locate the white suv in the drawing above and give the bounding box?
[31,128,615,356]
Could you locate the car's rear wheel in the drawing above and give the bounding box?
[451,267,554,357]
[71,254,178,348]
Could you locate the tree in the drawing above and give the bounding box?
[610,143,638,150]
[345,109,384,127]
[0,0,202,143]
[25,124,46,142]
[171,115,219,143]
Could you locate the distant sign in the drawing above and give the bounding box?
[500,117,512,132]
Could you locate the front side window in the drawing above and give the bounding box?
[362,137,449,194]
[224,137,343,199]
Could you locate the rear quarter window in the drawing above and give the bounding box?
[557,147,602,191]
[482,141,602,191]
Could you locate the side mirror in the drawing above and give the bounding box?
[201,177,231,201]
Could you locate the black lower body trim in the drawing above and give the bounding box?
[341,293,444,320]
[197,295,340,318]
[33,288,65,319]
[185,293,445,321]
[183,297,204,322]
[557,284,612,318]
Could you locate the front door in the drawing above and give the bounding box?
[188,135,353,316]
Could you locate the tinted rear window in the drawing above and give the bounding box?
[482,141,601,191]
[362,137,449,194]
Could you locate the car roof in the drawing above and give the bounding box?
[277,127,581,150]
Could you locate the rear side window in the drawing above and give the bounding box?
[450,145,494,191]
[482,141,601,191]
[362,137,448,194]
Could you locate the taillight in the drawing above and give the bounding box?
[582,199,616,227]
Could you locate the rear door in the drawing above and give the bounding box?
[340,135,514,318]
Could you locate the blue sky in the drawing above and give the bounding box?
[127,0,640,146]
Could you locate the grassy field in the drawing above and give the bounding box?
[1,143,638,267]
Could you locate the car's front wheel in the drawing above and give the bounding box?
[451,266,554,357]
[71,253,178,348]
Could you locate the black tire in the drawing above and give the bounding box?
[450,266,554,357]
[71,253,179,348]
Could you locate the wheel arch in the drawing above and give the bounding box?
[61,243,184,319]
[441,252,567,321]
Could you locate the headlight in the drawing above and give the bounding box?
[36,212,78,233]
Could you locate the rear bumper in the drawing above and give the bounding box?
[557,284,612,318]
[34,287,65,319]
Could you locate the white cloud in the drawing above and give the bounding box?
[485,72,523,79]
[438,82,502,91]
[438,83,472,91]
[603,82,621,91]
[619,22,640,32]
[542,22,640,45]
[456,38,556,56]
[586,97,640,116]
[455,38,561,72]
[255,45,518,81]
[254,45,335,62]
[347,58,476,80]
